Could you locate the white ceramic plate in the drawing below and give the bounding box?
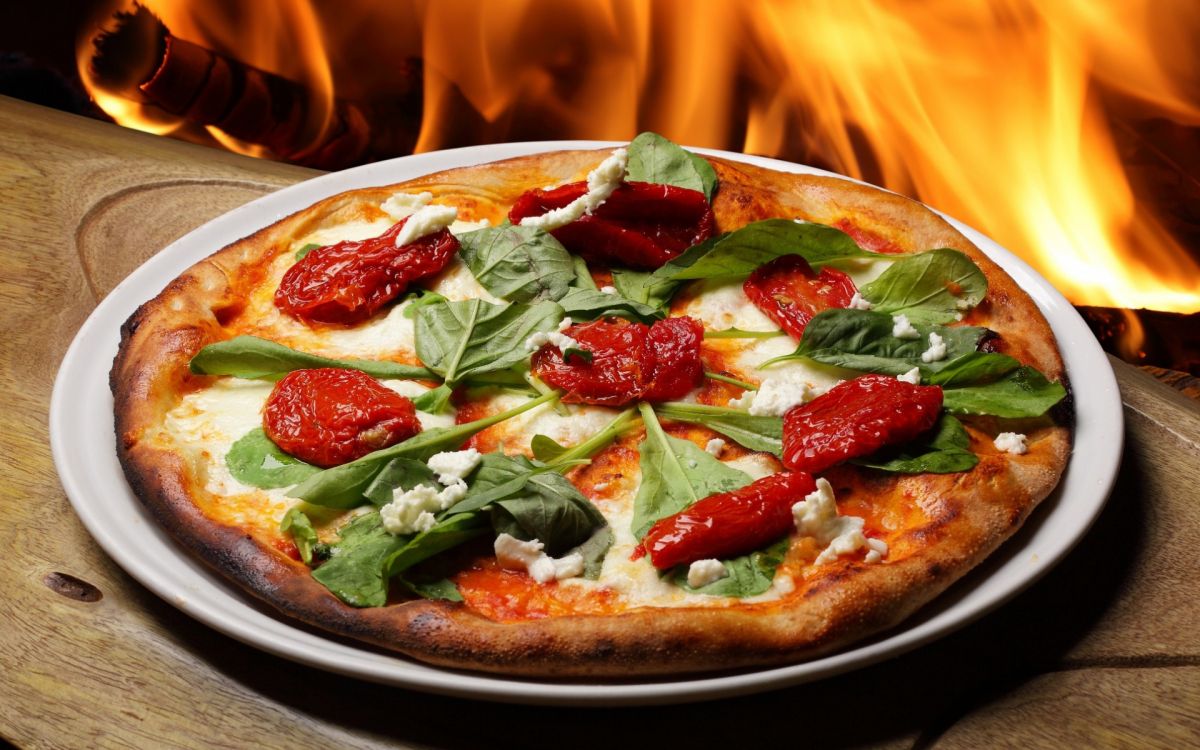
[50,142,1122,706]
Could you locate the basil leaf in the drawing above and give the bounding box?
[788,309,986,375]
[668,219,887,281]
[385,512,490,577]
[562,347,593,364]
[402,290,447,320]
[190,336,432,381]
[411,383,453,414]
[226,428,320,489]
[572,255,598,290]
[556,287,661,323]
[279,507,320,565]
[860,248,987,324]
[457,223,575,303]
[853,414,979,474]
[530,434,569,463]
[290,391,558,508]
[923,352,1022,387]
[704,328,786,339]
[674,537,790,597]
[294,242,320,260]
[569,526,614,580]
[654,403,783,457]
[398,576,464,602]
[415,298,563,384]
[312,512,407,607]
[361,457,439,506]
[632,404,751,539]
[942,366,1067,418]
[626,131,717,201]
[610,235,723,311]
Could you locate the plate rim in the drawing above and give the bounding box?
[49,140,1123,706]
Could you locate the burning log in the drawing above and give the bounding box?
[1076,306,1200,377]
[87,4,419,169]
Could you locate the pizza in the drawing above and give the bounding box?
[111,133,1071,677]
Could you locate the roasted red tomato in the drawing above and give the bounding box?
[531,316,704,406]
[642,472,816,570]
[783,375,943,474]
[263,368,421,467]
[743,255,857,339]
[274,218,459,325]
[508,181,715,269]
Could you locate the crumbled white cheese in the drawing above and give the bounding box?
[705,438,727,456]
[728,390,755,410]
[920,331,947,363]
[494,533,584,584]
[557,317,572,332]
[954,312,964,321]
[687,559,729,588]
[994,432,1028,455]
[381,483,465,535]
[744,370,818,417]
[849,292,873,310]
[518,148,628,230]
[381,191,433,217]
[792,478,888,565]
[394,204,459,247]
[599,285,617,295]
[897,367,922,385]
[956,297,971,310]
[524,330,580,353]
[892,314,920,339]
[426,448,482,487]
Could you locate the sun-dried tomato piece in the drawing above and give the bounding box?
[531,316,704,406]
[508,181,715,269]
[642,316,705,402]
[274,218,459,325]
[642,472,816,570]
[783,375,943,474]
[743,255,857,339]
[263,368,421,467]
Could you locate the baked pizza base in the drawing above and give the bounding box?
[112,150,1070,677]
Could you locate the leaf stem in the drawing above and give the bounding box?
[548,407,638,470]
[703,328,786,340]
[704,371,758,391]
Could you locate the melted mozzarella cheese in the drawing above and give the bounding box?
[678,280,778,332]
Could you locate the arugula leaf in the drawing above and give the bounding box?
[654,403,783,457]
[397,577,463,602]
[631,404,751,539]
[414,298,563,384]
[626,131,718,201]
[190,336,433,381]
[852,414,979,474]
[667,219,888,281]
[411,384,453,414]
[279,507,320,565]
[457,223,575,303]
[556,287,661,323]
[312,512,408,607]
[673,538,790,597]
[361,457,439,506]
[942,366,1067,418]
[294,242,321,260]
[780,309,986,375]
[860,248,987,324]
[290,391,559,508]
[226,428,320,489]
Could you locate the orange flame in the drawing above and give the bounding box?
[78,0,1200,313]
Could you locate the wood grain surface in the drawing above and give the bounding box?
[1,96,1197,750]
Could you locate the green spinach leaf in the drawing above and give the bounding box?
[569,526,614,580]
[631,404,751,539]
[942,366,1067,418]
[852,414,979,473]
[556,287,661,323]
[572,255,598,290]
[190,336,432,381]
[311,512,408,607]
[626,131,718,201]
[860,248,987,324]
[361,457,439,506]
[226,428,320,489]
[654,403,783,457]
[457,223,576,303]
[279,507,320,565]
[384,512,491,577]
[673,537,790,597]
[415,298,563,384]
[397,576,464,602]
[411,383,453,414]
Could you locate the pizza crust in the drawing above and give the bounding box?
[112,150,1071,676]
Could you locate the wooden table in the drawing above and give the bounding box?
[2,95,1197,749]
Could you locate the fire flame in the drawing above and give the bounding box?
[78,0,1199,313]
